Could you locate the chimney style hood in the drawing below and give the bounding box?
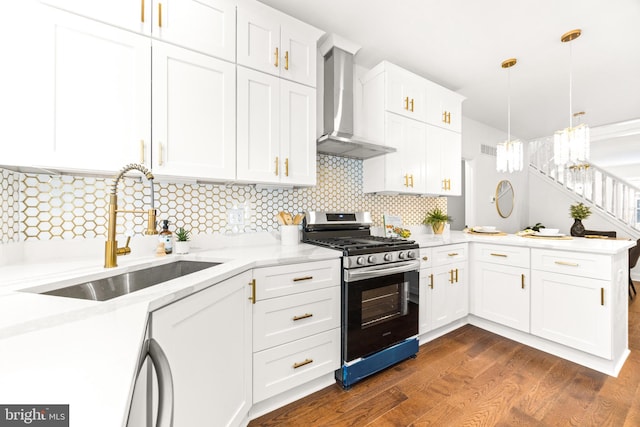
[317,41,395,160]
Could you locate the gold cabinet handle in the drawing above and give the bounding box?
[158,142,164,166]
[521,273,525,289]
[141,0,145,22]
[274,47,279,68]
[248,279,256,304]
[429,273,434,289]
[455,268,459,283]
[410,98,414,112]
[293,276,313,282]
[275,156,279,176]
[490,253,508,258]
[410,174,414,188]
[293,358,313,369]
[139,139,145,163]
[554,261,579,267]
[442,179,447,190]
[293,313,313,321]
[447,111,452,124]
[448,253,459,257]
[404,96,409,111]
[601,288,604,306]
[285,50,289,70]
[422,256,429,261]
[404,174,409,187]
[285,158,289,177]
[158,2,162,27]
[442,111,447,123]
[449,269,454,284]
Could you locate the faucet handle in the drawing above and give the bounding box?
[116,229,134,256]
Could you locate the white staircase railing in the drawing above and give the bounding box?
[529,136,640,232]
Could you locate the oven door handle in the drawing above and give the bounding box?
[345,261,419,282]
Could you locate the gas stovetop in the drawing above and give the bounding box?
[302,211,418,257]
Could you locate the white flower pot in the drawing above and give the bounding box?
[174,241,190,254]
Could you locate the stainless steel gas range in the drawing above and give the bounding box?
[302,211,420,388]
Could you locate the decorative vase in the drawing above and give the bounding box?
[174,241,190,254]
[432,222,445,234]
[570,218,585,237]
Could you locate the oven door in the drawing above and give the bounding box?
[343,260,419,362]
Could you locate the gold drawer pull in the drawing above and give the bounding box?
[293,358,313,369]
[448,253,459,257]
[285,50,289,70]
[247,279,256,304]
[274,47,279,68]
[601,288,604,306]
[429,273,434,289]
[293,313,313,321]
[521,274,525,289]
[422,256,429,261]
[404,96,409,111]
[455,268,459,283]
[491,253,507,258]
[554,261,579,267]
[410,98,415,112]
[449,269,454,284]
[293,276,313,282]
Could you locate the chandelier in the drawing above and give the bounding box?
[554,29,590,167]
[496,58,523,173]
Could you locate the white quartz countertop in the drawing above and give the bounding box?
[0,230,634,426]
[0,233,340,427]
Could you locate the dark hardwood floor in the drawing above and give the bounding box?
[250,282,640,426]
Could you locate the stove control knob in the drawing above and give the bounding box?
[367,255,377,264]
[384,253,392,262]
[407,250,416,259]
[398,252,406,259]
[356,256,365,265]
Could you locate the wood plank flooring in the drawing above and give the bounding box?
[250,282,640,426]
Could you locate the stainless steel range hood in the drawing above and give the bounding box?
[317,46,395,159]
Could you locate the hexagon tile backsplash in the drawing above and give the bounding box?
[0,155,446,243]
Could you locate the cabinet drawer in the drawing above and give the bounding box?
[531,249,611,280]
[254,259,340,300]
[432,243,467,265]
[253,328,340,403]
[253,286,340,351]
[472,243,530,268]
[419,247,433,269]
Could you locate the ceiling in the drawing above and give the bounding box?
[258,0,640,144]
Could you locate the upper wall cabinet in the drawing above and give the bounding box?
[40,0,237,61]
[6,5,152,173]
[151,41,236,180]
[362,60,464,195]
[425,82,464,133]
[236,67,316,186]
[237,3,320,87]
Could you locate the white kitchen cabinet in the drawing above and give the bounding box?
[237,3,319,87]
[128,271,252,427]
[425,82,464,133]
[531,249,614,359]
[362,60,463,196]
[471,244,530,333]
[419,244,468,334]
[40,0,236,61]
[425,125,462,196]
[151,41,236,180]
[17,6,151,173]
[236,67,316,186]
[363,112,426,194]
[251,259,340,403]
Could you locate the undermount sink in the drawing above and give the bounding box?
[37,260,221,301]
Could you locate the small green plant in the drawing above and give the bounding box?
[526,222,546,232]
[175,227,191,242]
[569,202,591,220]
[423,208,452,225]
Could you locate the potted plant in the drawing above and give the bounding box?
[174,227,191,254]
[569,202,591,237]
[423,208,452,235]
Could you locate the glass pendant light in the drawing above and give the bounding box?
[496,58,523,173]
[554,29,590,167]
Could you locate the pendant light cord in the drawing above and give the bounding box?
[507,67,512,142]
[569,40,573,129]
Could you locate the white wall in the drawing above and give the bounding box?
[462,118,528,233]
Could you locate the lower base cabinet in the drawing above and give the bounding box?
[127,271,253,427]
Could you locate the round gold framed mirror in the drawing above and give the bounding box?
[496,180,514,218]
